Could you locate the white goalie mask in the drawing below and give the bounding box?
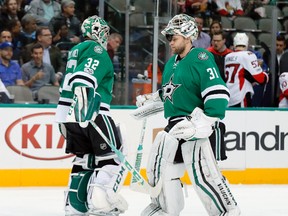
[233,33,249,48]
[161,14,198,42]
[81,15,110,50]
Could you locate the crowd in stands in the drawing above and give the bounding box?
[0,0,288,107]
[0,0,82,103]
[174,0,288,108]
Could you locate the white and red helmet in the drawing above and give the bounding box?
[233,33,249,48]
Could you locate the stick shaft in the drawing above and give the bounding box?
[131,118,147,184]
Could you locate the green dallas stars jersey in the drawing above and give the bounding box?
[55,40,114,122]
[160,48,230,120]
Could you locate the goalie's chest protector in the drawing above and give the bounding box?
[161,48,223,119]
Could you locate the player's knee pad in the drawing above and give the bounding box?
[181,139,240,216]
[144,131,185,216]
[147,131,184,183]
[87,164,128,215]
[64,171,93,215]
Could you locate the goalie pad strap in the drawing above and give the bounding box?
[73,154,97,170]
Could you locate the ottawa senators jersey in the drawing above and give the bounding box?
[160,48,230,120]
[56,40,114,122]
[224,50,267,106]
[279,72,288,107]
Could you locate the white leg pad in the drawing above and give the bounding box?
[142,131,185,216]
[87,164,128,215]
[181,138,240,216]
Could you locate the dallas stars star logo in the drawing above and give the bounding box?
[162,76,181,103]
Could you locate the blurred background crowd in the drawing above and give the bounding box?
[0,0,288,107]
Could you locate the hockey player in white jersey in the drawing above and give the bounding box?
[278,72,288,107]
[225,33,269,107]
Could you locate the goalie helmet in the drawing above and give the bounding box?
[161,14,198,42]
[81,15,110,49]
[233,33,249,48]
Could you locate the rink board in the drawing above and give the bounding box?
[0,105,287,186]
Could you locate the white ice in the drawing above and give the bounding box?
[0,185,288,216]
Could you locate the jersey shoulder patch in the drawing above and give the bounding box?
[197,51,209,60]
[94,45,103,54]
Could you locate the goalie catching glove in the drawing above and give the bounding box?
[169,107,219,141]
[66,86,101,126]
[131,90,164,120]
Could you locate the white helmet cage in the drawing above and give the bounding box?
[233,33,249,48]
[81,15,110,50]
[161,14,199,42]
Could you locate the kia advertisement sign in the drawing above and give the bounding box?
[4,112,72,161]
[1,107,288,170]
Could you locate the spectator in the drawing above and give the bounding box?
[214,0,244,17]
[49,0,82,44]
[263,34,286,106]
[0,0,25,32]
[19,14,37,47]
[278,72,288,107]
[209,19,233,48]
[225,33,268,107]
[107,33,123,60]
[0,30,12,42]
[207,30,233,81]
[107,33,123,77]
[21,26,65,81]
[184,0,208,16]
[0,29,21,63]
[0,42,24,86]
[21,43,59,99]
[26,0,61,26]
[241,0,267,19]
[250,48,269,107]
[193,15,211,48]
[6,19,22,62]
[52,20,71,44]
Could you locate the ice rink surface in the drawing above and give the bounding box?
[1,185,288,216]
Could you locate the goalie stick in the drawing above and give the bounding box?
[89,120,162,198]
[130,118,147,190]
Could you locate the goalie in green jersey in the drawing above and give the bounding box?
[137,14,241,216]
[55,16,128,216]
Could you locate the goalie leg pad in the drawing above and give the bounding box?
[143,131,185,216]
[181,138,240,216]
[87,164,128,215]
[65,171,93,215]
